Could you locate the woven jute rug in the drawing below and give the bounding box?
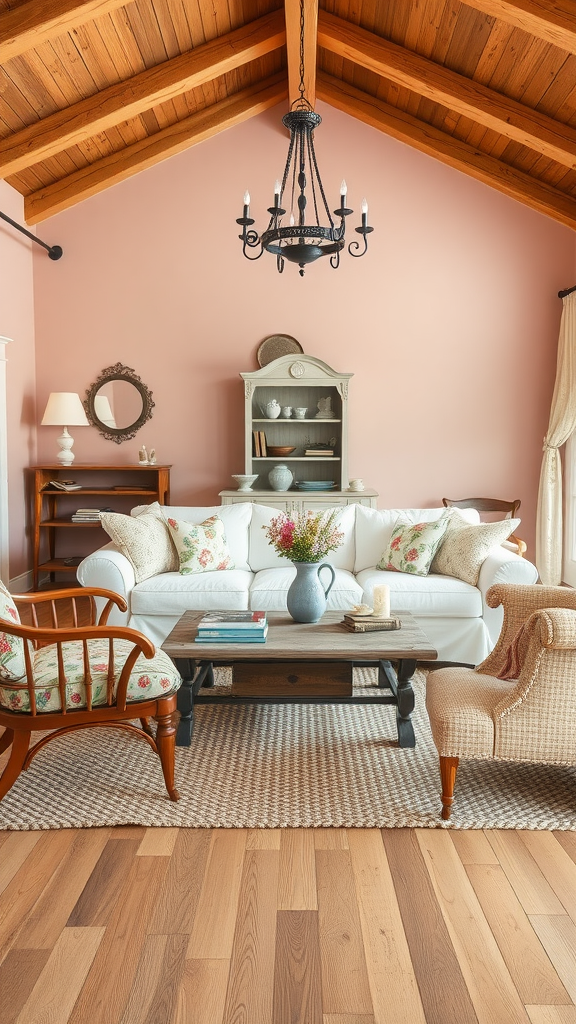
[0,669,575,830]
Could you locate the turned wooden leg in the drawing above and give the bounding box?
[439,755,459,820]
[155,712,180,802]
[0,727,14,756]
[0,731,31,801]
[139,717,154,737]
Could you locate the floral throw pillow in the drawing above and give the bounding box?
[377,516,449,575]
[0,580,27,681]
[165,514,234,575]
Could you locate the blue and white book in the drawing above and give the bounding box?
[198,626,268,639]
[194,632,267,644]
[197,611,267,631]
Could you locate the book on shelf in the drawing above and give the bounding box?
[253,430,261,458]
[47,479,83,491]
[341,614,402,632]
[259,430,267,457]
[305,449,334,457]
[71,507,114,522]
[197,611,267,630]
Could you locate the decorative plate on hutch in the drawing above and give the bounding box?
[257,334,303,367]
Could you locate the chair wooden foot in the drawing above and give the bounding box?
[0,731,30,801]
[439,755,459,820]
[155,712,180,801]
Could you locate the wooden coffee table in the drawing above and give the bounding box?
[162,611,437,750]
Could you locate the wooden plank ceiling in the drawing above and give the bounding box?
[1,0,576,228]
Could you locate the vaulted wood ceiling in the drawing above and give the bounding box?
[2,0,576,229]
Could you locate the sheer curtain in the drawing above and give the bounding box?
[536,290,576,585]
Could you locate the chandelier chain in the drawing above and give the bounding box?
[298,0,307,108]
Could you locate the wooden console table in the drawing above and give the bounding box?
[31,463,171,588]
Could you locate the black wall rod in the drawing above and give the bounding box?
[558,285,576,298]
[0,210,62,260]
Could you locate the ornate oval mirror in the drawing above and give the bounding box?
[84,363,154,443]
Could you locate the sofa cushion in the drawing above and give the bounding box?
[431,515,521,586]
[249,566,362,612]
[165,514,234,574]
[130,569,253,616]
[356,568,483,618]
[249,504,356,572]
[354,505,480,574]
[100,507,177,582]
[0,639,181,714]
[131,502,252,571]
[0,580,27,682]
[377,516,449,575]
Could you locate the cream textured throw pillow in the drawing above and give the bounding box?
[100,506,178,582]
[377,516,449,575]
[431,516,521,585]
[165,514,234,575]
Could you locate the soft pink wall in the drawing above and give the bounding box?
[32,101,576,558]
[0,180,37,582]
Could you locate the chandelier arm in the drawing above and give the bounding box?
[330,249,341,270]
[306,128,321,228]
[348,233,369,258]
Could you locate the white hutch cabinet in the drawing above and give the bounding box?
[220,354,378,511]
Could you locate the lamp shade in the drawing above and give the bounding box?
[41,392,89,427]
[94,394,116,428]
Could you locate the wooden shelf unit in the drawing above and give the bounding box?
[31,464,171,589]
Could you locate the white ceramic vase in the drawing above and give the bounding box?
[268,464,293,491]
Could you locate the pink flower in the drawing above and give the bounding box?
[390,536,402,551]
[138,676,151,689]
[0,637,11,654]
[405,548,419,562]
[7,607,17,620]
[70,692,82,704]
[160,678,171,689]
[199,548,212,567]
[8,693,22,709]
[167,518,177,528]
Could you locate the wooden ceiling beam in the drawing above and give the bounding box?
[285,0,318,108]
[0,10,285,178]
[24,74,287,224]
[317,71,576,231]
[318,11,576,169]
[462,0,576,54]
[0,0,131,64]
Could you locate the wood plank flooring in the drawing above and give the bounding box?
[0,826,575,1023]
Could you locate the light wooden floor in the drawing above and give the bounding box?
[0,825,575,1024]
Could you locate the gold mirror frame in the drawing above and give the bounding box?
[84,363,154,443]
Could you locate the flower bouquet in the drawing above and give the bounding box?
[263,509,344,562]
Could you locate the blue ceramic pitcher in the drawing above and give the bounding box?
[287,561,336,623]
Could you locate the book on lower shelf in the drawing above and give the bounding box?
[47,479,83,491]
[71,507,114,522]
[194,625,268,643]
[259,430,267,457]
[253,430,261,458]
[341,614,402,632]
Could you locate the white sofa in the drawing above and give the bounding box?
[77,502,539,664]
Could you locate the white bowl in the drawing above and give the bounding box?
[232,474,258,492]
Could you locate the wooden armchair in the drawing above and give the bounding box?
[0,583,181,803]
[426,584,576,819]
[442,497,527,556]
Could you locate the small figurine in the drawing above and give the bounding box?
[316,396,334,419]
[138,445,148,465]
[148,448,157,465]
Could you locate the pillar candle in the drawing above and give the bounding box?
[372,584,390,618]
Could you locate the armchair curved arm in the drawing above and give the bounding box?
[13,586,128,627]
[479,584,576,676]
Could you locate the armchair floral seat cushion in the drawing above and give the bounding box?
[0,638,180,713]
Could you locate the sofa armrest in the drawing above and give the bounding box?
[477,546,539,649]
[76,542,136,626]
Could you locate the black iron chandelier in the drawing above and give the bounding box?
[236,1,373,276]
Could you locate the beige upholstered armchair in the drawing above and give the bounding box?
[426,584,576,820]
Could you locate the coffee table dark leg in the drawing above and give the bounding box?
[378,658,417,748]
[174,659,213,746]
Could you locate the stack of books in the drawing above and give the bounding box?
[48,479,83,491]
[71,507,114,522]
[194,611,268,644]
[252,431,267,456]
[341,613,401,633]
[305,444,334,456]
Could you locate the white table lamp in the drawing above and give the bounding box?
[94,394,117,428]
[41,392,89,465]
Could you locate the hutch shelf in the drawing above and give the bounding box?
[31,464,171,588]
[220,354,377,510]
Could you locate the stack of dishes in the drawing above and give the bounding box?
[294,480,336,491]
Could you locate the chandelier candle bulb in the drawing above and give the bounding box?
[373,584,390,618]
